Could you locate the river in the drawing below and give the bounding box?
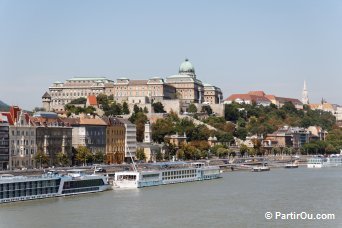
[1,167,341,228]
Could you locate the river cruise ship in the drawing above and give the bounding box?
[0,169,111,204]
[113,162,221,188]
[307,156,342,168]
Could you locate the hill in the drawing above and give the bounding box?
[0,100,10,111]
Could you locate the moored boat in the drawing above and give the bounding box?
[251,165,270,172]
[307,155,342,168]
[284,163,298,168]
[113,162,221,188]
[0,169,111,204]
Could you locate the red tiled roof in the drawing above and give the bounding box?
[265,95,276,100]
[225,94,271,103]
[87,95,98,106]
[248,91,266,96]
[79,118,107,125]
[276,97,302,105]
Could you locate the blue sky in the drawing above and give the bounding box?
[1,0,342,110]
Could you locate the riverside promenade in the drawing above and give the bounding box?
[0,155,309,176]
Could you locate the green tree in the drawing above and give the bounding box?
[152,102,166,113]
[136,148,146,161]
[133,104,140,113]
[70,97,87,104]
[235,127,248,140]
[155,150,163,162]
[152,118,174,143]
[94,151,105,163]
[224,104,241,122]
[188,103,197,113]
[143,106,149,114]
[216,147,229,158]
[84,106,96,115]
[129,111,148,142]
[96,94,108,106]
[34,151,49,168]
[240,144,249,157]
[201,105,213,115]
[177,149,185,160]
[248,147,256,157]
[56,152,70,167]
[122,102,130,114]
[76,146,93,166]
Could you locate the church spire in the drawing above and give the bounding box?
[302,80,309,105]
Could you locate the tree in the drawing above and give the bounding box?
[129,111,148,142]
[248,148,256,157]
[201,105,213,115]
[56,152,70,167]
[84,106,96,115]
[152,118,174,143]
[240,144,249,157]
[188,103,197,113]
[224,104,241,122]
[136,148,146,161]
[122,102,130,114]
[133,104,140,114]
[235,127,248,140]
[70,97,87,104]
[155,150,163,162]
[217,132,234,144]
[164,143,178,160]
[94,151,105,163]
[177,149,185,160]
[34,151,49,168]
[152,102,166,113]
[76,146,93,166]
[143,107,149,114]
[96,94,108,106]
[216,147,229,158]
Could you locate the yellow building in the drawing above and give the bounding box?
[104,118,126,164]
[164,133,187,148]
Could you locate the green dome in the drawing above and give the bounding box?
[179,58,195,74]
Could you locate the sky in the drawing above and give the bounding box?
[1,0,342,110]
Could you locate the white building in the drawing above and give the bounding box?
[119,119,137,161]
[42,77,115,112]
[9,110,37,169]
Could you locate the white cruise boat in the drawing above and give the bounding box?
[114,162,221,189]
[251,165,270,172]
[0,169,111,204]
[307,155,342,168]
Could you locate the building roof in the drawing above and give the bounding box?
[87,95,98,106]
[60,117,80,125]
[179,58,195,74]
[42,92,51,99]
[116,118,134,125]
[225,94,271,103]
[275,97,302,105]
[102,117,126,126]
[309,103,335,111]
[128,80,148,85]
[248,91,266,96]
[67,77,110,81]
[79,118,107,126]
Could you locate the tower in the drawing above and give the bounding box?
[42,92,51,111]
[302,81,309,105]
[144,121,152,143]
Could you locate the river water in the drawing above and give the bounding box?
[1,167,341,228]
